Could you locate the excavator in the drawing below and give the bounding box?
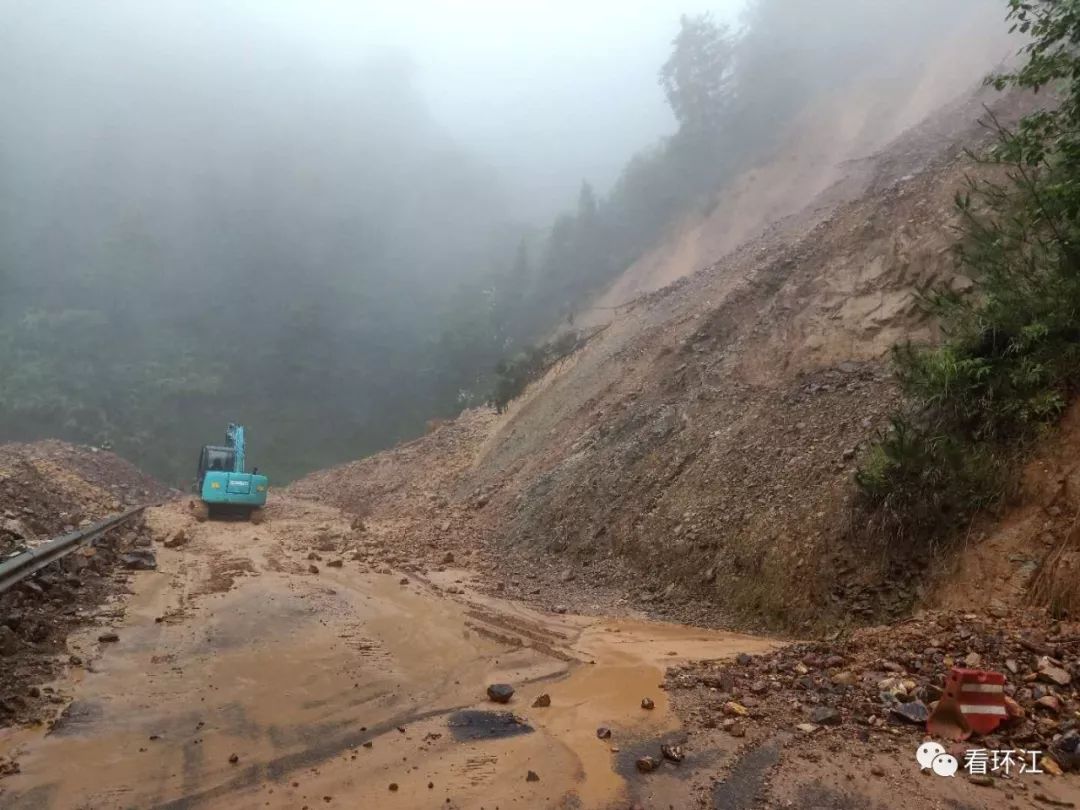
[192,423,268,522]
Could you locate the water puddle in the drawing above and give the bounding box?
[447,710,534,741]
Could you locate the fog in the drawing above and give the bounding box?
[2,0,739,221]
[0,0,1012,483]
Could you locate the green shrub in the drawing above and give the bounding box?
[856,0,1080,551]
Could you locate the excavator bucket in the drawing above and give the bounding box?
[927,668,1006,740]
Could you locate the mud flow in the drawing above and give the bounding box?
[0,499,774,809]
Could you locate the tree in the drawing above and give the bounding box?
[659,14,735,143]
[857,0,1080,550]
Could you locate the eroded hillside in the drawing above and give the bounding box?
[292,82,1043,633]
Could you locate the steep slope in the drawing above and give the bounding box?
[581,20,1014,324]
[293,81,1040,633]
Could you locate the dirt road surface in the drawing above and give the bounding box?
[0,498,776,809]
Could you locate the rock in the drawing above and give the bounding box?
[809,706,841,726]
[735,653,753,666]
[1037,695,1063,714]
[596,727,612,740]
[890,700,929,725]
[795,723,819,734]
[388,783,398,792]
[969,775,994,787]
[163,530,188,548]
[727,721,746,737]
[532,694,551,708]
[0,626,18,656]
[228,753,239,764]
[121,550,156,570]
[870,765,885,777]
[487,684,514,704]
[660,744,683,763]
[0,518,31,541]
[308,564,320,574]
[964,652,982,668]
[1050,731,1080,772]
[1042,755,1064,776]
[327,559,344,568]
[1039,664,1072,687]
[641,697,655,710]
[1005,696,1025,720]
[723,701,748,717]
[98,632,119,643]
[635,756,660,773]
[877,676,907,699]
[399,577,409,585]
[442,551,455,564]
[526,770,539,782]
[831,671,857,687]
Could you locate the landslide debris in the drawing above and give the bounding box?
[668,608,1080,771]
[0,440,169,732]
[0,440,170,556]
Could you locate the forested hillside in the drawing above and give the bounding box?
[0,0,999,484]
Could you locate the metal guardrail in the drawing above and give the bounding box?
[0,505,148,594]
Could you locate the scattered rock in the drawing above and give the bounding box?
[532,693,551,708]
[1039,663,1072,687]
[526,770,540,782]
[308,564,320,574]
[327,559,343,568]
[641,697,655,710]
[487,684,515,704]
[120,549,156,570]
[808,706,840,726]
[890,700,929,725]
[163,530,188,549]
[1043,756,1065,776]
[98,631,119,643]
[596,727,612,740]
[660,744,684,763]
[388,783,398,792]
[636,756,660,773]
[1037,695,1063,714]
[228,753,239,764]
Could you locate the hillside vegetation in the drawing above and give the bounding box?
[857,0,1080,557]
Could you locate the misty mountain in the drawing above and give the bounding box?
[0,0,1011,484]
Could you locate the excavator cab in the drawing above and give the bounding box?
[197,446,235,485]
[192,424,268,522]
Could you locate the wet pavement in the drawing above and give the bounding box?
[0,499,776,809]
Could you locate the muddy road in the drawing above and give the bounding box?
[0,499,776,809]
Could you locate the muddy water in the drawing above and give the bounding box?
[0,501,776,809]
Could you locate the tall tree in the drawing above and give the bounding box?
[659,14,735,143]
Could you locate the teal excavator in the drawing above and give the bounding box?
[192,423,268,522]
